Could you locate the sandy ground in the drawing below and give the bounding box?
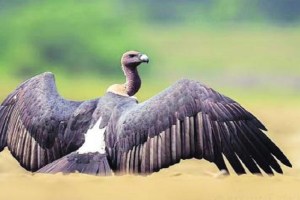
[0,105,299,200]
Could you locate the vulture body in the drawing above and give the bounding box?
[0,51,292,176]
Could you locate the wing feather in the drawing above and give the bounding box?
[234,121,274,174]
[0,72,98,171]
[165,129,172,167]
[210,121,228,172]
[225,121,261,174]
[109,79,291,175]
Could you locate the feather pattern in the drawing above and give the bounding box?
[106,79,291,175]
[0,72,100,171]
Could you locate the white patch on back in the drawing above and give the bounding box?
[77,117,106,154]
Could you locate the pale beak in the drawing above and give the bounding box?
[139,54,149,63]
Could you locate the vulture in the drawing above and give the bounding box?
[0,50,292,176]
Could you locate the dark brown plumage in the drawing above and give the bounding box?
[0,51,292,176]
[104,79,291,175]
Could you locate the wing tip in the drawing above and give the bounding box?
[283,160,292,168]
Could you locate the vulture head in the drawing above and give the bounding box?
[121,50,149,68]
[107,50,149,97]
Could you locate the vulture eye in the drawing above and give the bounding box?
[128,54,135,58]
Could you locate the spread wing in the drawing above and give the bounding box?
[0,72,98,171]
[109,79,292,175]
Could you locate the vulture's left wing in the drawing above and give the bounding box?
[109,79,292,175]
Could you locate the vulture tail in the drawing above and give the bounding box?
[37,152,112,176]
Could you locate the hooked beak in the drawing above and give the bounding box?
[139,54,149,63]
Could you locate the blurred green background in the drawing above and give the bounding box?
[0,0,299,104]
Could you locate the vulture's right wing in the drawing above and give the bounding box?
[0,72,98,171]
[110,79,292,175]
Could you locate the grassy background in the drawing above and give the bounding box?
[0,1,300,199]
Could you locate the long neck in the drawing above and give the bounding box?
[123,65,141,96]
